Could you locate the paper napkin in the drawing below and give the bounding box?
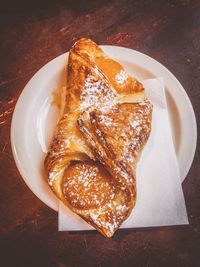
[59,78,188,231]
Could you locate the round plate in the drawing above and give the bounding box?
[11,46,197,212]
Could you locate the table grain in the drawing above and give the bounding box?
[0,0,200,266]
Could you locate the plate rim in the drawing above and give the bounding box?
[11,45,197,212]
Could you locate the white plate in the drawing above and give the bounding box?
[11,46,197,212]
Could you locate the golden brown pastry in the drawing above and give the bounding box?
[44,38,152,237]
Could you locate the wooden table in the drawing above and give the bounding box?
[0,0,200,266]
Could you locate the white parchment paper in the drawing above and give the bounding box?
[59,78,188,231]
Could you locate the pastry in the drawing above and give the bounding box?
[44,38,152,237]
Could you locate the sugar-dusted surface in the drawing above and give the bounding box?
[62,161,115,209]
[46,36,149,237]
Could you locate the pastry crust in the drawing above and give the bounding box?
[45,38,152,237]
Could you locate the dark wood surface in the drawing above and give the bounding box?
[0,0,200,266]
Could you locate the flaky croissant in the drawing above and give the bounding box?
[45,38,152,237]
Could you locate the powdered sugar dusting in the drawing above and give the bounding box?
[62,161,115,209]
[115,70,129,85]
[46,41,152,236]
[87,199,129,235]
[80,67,118,112]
